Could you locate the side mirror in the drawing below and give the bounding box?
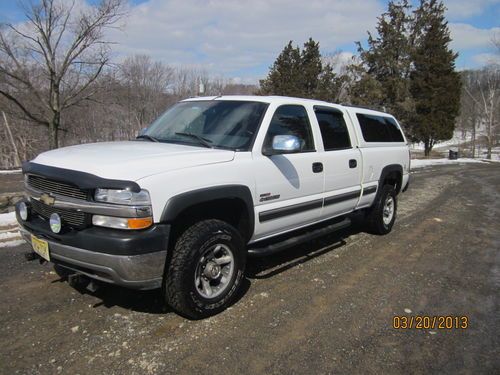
[138,127,148,136]
[263,135,301,156]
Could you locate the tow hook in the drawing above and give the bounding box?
[67,273,100,293]
[86,280,99,293]
[24,251,48,264]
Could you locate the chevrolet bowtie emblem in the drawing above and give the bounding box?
[40,193,55,206]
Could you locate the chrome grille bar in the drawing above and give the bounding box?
[27,175,88,200]
[31,198,87,228]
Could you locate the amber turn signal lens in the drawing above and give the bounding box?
[127,217,153,229]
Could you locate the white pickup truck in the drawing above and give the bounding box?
[17,95,410,319]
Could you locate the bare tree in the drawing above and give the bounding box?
[464,65,500,159]
[0,0,125,149]
[119,54,174,128]
[2,111,21,166]
[459,71,479,157]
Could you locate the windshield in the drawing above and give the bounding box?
[143,100,269,151]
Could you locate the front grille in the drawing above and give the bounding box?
[31,198,88,229]
[27,175,88,200]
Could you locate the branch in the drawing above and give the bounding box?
[58,1,124,82]
[53,0,74,52]
[0,33,51,109]
[62,58,107,108]
[0,89,48,126]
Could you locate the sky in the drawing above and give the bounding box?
[1,0,499,83]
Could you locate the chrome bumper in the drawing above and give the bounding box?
[20,228,166,290]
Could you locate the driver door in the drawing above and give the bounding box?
[252,104,324,241]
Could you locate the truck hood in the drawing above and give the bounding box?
[32,141,235,181]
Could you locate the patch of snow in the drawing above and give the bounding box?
[482,158,500,163]
[411,158,485,169]
[0,212,17,226]
[0,231,19,240]
[0,169,22,174]
[0,239,24,248]
[409,130,473,152]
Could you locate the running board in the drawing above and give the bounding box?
[247,217,351,257]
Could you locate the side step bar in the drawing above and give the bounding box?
[247,217,351,257]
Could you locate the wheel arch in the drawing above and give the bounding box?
[161,185,255,243]
[378,164,403,194]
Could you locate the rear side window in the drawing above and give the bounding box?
[314,109,351,150]
[356,114,404,142]
[384,117,405,142]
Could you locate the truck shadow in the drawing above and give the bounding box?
[51,267,168,314]
[246,215,365,279]
[53,213,365,315]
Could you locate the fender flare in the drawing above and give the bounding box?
[160,185,255,237]
[378,164,403,194]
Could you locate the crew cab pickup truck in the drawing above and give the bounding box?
[17,96,410,319]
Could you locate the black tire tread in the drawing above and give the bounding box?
[164,219,244,319]
[365,184,397,235]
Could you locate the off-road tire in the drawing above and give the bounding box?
[164,219,246,319]
[364,184,397,235]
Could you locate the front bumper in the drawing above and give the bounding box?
[18,215,170,290]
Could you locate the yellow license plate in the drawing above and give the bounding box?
[31,235,50,261]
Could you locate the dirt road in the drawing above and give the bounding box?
[1,163,499,374]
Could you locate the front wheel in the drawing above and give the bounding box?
[164,219,246,319]
[364,185,397,235]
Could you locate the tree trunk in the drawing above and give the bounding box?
[2,111,22,167]
[471,119,476,158]
[486,111,493,160]
[424,139,432,157]
[49,112,60,149]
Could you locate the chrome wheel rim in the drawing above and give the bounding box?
[194,244,235,299]
[383,196,395,225]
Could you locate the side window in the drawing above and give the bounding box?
[264,105,315,152]
[314,109,351,150]
[384,117,405,142]
[357,113,404,142]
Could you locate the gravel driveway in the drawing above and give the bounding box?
[1,163,498,374]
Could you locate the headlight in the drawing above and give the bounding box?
[94,188,151,205]
[92,215,153,230]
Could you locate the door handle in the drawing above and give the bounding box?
[312,162,323,173]
[349,159,357,168]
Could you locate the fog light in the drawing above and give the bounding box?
[18,201,28,221]
[49,213,62,233]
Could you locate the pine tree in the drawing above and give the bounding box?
[259,41,302,97]
[300,38,323,97]
[410,0,461,156]
[259,38,343,101]
[353,0,413,119]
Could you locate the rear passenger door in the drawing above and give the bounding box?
[313,106,362,220]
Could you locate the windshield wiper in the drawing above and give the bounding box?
[175,132,213,148]
[136,134,159,142]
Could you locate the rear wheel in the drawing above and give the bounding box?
[164,219,246,319]
[364,184,397,235]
